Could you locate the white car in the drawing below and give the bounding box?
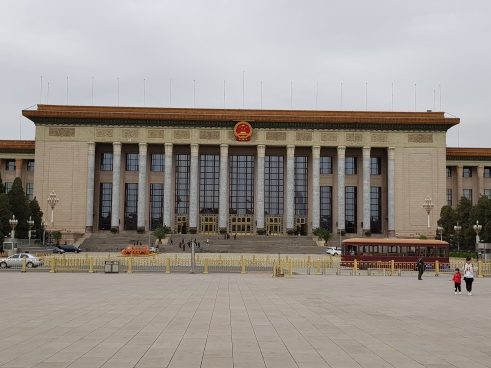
[326,247,342,256]
[0,253,43,268]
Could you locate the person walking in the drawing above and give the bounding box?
[451,268,462,294]
[417,258,425,280]
[463,257,475,296]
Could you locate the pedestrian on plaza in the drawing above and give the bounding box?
[451,268,462,294]
[417,258,425,280]
[234,233,237,240]
[170,239,173,245]
[206,238,209,246]
[463,257,475,296]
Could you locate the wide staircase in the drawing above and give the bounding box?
[80,231,152,252]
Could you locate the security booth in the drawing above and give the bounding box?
[478,243,491,262]
[2,241,18,256]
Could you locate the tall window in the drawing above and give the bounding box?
[370,186,381,233]
[345,186,357,233]
[320,186,332,231]
[27,160,35,172]
[320,156,332,175]
[200,155,219,214]
[5,160,15,171]
[345,157,357,175]
[151,154,164,172]
[446,167,452,177]
[484,189,491,200]
[99,183,112,230]
[463,189,472,202]
[484,167,491,178]
[126,153,139,171]
[265,156,284,215]
[124,183,138,230]
[463,167,472,177]
[370,157,381,175]
[100,153,113,171]
[447,189,453,206]
[4,182,12,192]
[229,155,254,214]
[150,184,164,230]
[26,183,34,200]
[175,154,190,214]
[294,156,308,216]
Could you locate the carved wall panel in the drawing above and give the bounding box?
[199,130,220,140]
[408,133,433,143]
[265,131,287,141]
[148,129,165,139]
[174,130,190,140]
[48,127,75,137]
[346,132,363,142]
[371,133,388,143]
[296,132,312,141]
[96,128,113,138]
[321,132,338,143]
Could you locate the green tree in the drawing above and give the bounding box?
[456,196,475,251]
[313,228,332,244]
[29,197,44,240]
[470,195,491,243]
[437,205,457,243]
[0,193,12,242]
[0,173,4,194]
[7,177,31,238]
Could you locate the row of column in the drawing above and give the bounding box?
[456,164,485,199]
[85,142,396,234]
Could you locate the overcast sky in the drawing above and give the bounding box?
[1,0,490,147]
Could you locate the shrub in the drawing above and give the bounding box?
[52,231,62,245]
[364,230,372,237]
[110,227,118,234]
[419,234,428,240]
[219,227,228,234]
[313,228,332,243]
[256,228,265,235]
[286,228,295,235]
[449,251,476,259]
[189,228,197,234]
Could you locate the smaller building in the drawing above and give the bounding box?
[0,140,35,199]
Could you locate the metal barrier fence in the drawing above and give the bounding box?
[1,254,490,277]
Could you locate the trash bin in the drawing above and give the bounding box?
[104,260,119,273]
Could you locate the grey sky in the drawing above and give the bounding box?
[1,0,490,147]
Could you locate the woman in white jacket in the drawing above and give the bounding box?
[463,257,475,296]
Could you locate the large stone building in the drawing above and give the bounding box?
[0,104,487,241]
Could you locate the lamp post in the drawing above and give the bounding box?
[9,215,18,242]
[47,191,59,227]
[454,223,461,252]
[422,196,434,230]
[27,216,34,247]
[42,221,46,247]
[473,220,482,259]
[437,226,443,241]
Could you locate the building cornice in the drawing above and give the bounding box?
[0,140,35,154]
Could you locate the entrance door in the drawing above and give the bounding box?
[176,216,188,234]
[124,183,138,230]
[230,216,254,235]
[266,216,283,235]
[200,215,218,234]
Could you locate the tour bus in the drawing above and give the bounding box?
[341,238,450,266]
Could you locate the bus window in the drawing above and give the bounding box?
[408,246,416,256]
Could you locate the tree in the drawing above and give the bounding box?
[437,205,457,243]
[471,195,491,243]
[0,173,4,194]
[0,193,12,241]
[29,197,44,240]
[313,228,332,244]
[7,177,31,238]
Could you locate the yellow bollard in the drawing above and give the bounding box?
[127,257,133,273]
[165,257,171,274]
[272,260,276,277]
[50,257,56,273]
[391,260,395,276]
[315,259,321,275]
[478,260,483,278]
[203,258,208,274]
[288,259,293,277]
[435,260,440,277]
[240,256,246,274]
[88,257,94,273]
[353,259,358,275]
[21,257,27,272]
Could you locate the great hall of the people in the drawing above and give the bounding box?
[1,104,491,241]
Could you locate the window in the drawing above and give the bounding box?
[5,160,15,171]
[124,183,138,230]
[447,189,452,207]
[485,189,491,200]
[370,187,381,233]
[463,167,472,177]
[345,186,357,233]
[151,154,164,172]
[27,160,35,172]
[175,154,190,215]
[320,156,332,175]
[370,157,381,175]
[100,153,113,171]
[26,183,34,200]
[463,189,472,202]
[484,167,491,178]
[294,156,308,216]
[446,167,452,177]
[150,183,164,230]
[126,153,139,171]
[229,155,254,215]
[99,183,112,230]
[345,157,357,175]
[265,156,284,215]
[4,182,13,192]
[200,155,219,214]
[320,186,332,231]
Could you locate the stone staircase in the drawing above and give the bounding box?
[79,231,153,252]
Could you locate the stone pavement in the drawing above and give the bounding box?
[0,273,490,368]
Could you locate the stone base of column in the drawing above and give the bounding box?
[85,226,93,233]
[110,226,119,233]
[137,227,145,233]
[387,230,396,237]
[256,228,265,235]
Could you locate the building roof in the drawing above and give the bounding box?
[0,140,35,154]
[446,147,491,161]
[23,104,459,131]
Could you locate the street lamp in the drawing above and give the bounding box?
[9,215,18,242]
[47,191,59,227]
[473,220,482,259]
[27,216,34,247]
[454,223,461,252]
[437,226,443,241]
[422,196,434,229]
[42,221,46,247]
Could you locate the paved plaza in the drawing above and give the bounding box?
[0,273,490,368]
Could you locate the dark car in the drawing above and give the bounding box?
[47,246,65,254]
[58,244,81,253]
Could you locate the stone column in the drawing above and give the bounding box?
[312,146,320,230]
[286,145,295,231]
[256,145,266,233]
[477,165,484,198]
[189,143,199,231]
[337,146,346,231]
[85,142,96,232]
[456,165,463,202]
[137,143,147,232]
[111,142,122,231]
[219,144,229,230]
[362,146,371,233]
[387,147,395,237]
[15,159,23,178]
[163,143,173,228]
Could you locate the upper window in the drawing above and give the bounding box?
[26,183,34,200]
[126,153,139,171]
[27,160,35,172]
[485,189,491,200]
[463,167,472,177]
[4,182,13,192]
[320,156,332,175]
[446,167,452,177]
[151,154,165,172]
[484,167,491,178]
[100,153,113,171]
[5,160,15,171]
[463,189,472,202]
[345,157,357,175]
[370,157,381,175]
